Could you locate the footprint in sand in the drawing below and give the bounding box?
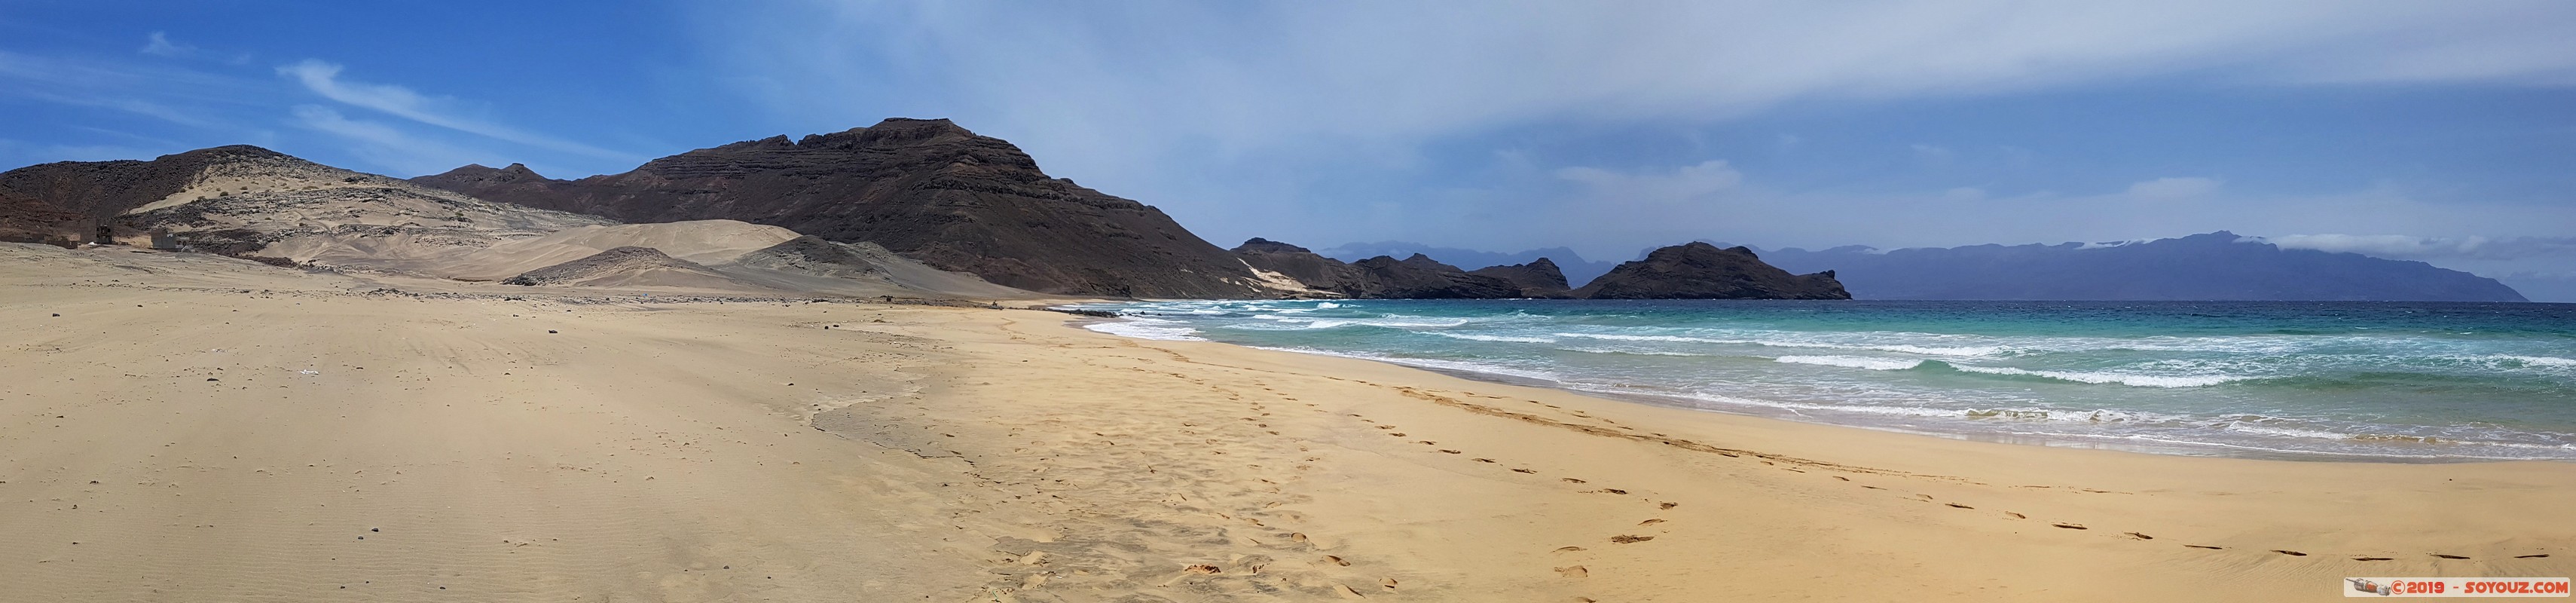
[1609,535,1654,543]
[2431,553,2471,559]
[1473,458,1496,463]
[1554,546,1586,552]
[2516,554,2551,559]
[2052,523,2088,530]
[1945,503,1974,510]
[1637,519,1664,526]
[2003,512,2026,519]
[1659,502,1677,510]
[2352,556,2394,562]
[1511,468,1536,474]
[1554,565,1589,578]
[2184,545,2225,550]
[1440,449,1462,454]
[1562,478,1587,484]
[2272,549,2307,556]
[1323,555,1350,566]
[2122,532,2153,540]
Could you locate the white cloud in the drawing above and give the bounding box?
[139,32,197,57]
[278,60,640,164]
[1556,160,1744,200]
[702,1,2576,165]
[2125,176,2222,199]
[288,105,488,176]
[2263,234,2576,260]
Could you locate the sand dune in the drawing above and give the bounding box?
[2,243,2567,601]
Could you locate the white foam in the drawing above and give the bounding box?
[1315,302,1342,309]
[1554,332,2002,357]
[2469,354,2576,369]
[1945,364,2254,387]
[1555,347,1713,357]
[1774,355,1924,371]
[1429,332,1558,343]
[1082,317,1206,341]
[1246,346,1563,382]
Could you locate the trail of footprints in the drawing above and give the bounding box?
[1330,384,2559,577]
[980,340,2555,600]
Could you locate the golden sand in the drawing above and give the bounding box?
[3,244,2568,601]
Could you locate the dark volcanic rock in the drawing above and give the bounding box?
[729,235,891,280]
[0,145,294,244]
[1468,258,1575,298]
[1575,242,1849,300]
[414,118,1268,298]
[1231,238,1530,298]
[1349,254,1525,299]
[1233,237,1374,296]
[503,246,738,288]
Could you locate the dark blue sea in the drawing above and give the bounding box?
[1068,299,2576,461]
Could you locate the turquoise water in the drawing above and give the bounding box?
[1066,300,2576,461]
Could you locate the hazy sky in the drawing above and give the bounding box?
[3,2,2572,296]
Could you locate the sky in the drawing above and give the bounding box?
[3,1,2574,298]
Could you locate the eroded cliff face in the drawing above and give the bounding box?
[416,118,1270,298]
[1574,242,1850,300]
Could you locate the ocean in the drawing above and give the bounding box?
[1064,299,2576,462]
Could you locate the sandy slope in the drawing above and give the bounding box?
[3,244,2569,601]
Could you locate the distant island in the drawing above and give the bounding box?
[1749,233,2526,302]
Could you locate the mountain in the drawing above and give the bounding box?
[0,145,1035,298]
[0,145,344,246]
[1233,238,1538,298]
[1347,254,1525,298]
[1468,259,1575,298]
[1574,242,1851,300]
[0,144,615,264]
[413,118,1275,298]
[1317,240,1619,286]
[1233,237,1374,297]
[1756,231,2528,302]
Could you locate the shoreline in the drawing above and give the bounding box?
[1069,309,2576,465]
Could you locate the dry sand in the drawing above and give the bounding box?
[4,244,2570,601]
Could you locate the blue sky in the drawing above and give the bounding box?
[4,1,2574,297]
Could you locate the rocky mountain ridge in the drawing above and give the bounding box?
[414,118,1276,298]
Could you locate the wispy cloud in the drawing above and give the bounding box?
[287,105,487,176]
[138,32,196,57]
[2125,176,2223,200]
[278,60,641,164]
[2263,234,2576,260]
[1556,160,1745,200]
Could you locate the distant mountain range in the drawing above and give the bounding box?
[0,116,2530,302]
[1749,232,2527,302]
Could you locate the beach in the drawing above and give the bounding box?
[4,244,2571,601]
